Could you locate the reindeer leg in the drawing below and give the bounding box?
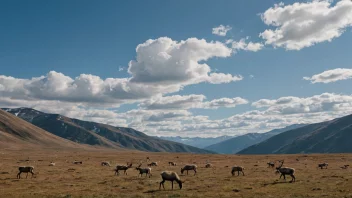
[291,174,295,182]
[194,170,196,176]
[17,172,21,179]
[242,171,245,176]
[238,171,240,176]
[159,180,164,190]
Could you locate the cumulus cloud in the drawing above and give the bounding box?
[0,37,241,107]
[304,68,352,83]
[128,37,239,85]
[260,0,352,50]
[212,25,232,36]
[139,95,248,110]
[252,93,352,114]
[226,38,264,52]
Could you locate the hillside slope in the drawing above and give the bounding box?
[205,124,305,154]
[238,114,352,154]
[3,108,213,153]
[0,109,87,150]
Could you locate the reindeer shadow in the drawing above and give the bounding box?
[262,180,295,187]
[143,190,158,194]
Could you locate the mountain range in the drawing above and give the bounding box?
[238,113,352,154]
[155,135,234,148]
[2,108,213,153]
[204,124,306,154]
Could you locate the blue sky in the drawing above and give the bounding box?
[1,0,352,137]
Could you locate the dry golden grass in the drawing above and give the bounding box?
[1,149,352,198]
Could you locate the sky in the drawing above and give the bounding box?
[1,0,352,137]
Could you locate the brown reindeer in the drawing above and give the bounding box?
[114,162,133,175]
[276,160,295,182]
[17,166,35,179]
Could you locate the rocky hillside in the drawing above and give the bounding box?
[238,114,352,154]
[205,124,305,154]
[2,108,213,153]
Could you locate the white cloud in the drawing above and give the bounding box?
[260,0,352,50]
[226,38,264,52]
[0,37,241,107]
[139,95,248,110]
[212,25,232,36]
[304,68,352,83]
[252,93,352,114]
[128,37,238,85]
[202,97,248,109]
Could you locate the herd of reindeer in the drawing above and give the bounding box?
[15,157,351,190]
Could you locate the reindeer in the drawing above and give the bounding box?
[318,163,328,169]
[17,166,35,179]
[148,162,158,167]
[169,162,177,166]
[275,160,295,182]
[341,165,349,169]
[114,162,133,175]
[135,164,152,178]
[181,164,197,175]
[267,162,275,168]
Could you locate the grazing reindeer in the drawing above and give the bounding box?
[159,171,183,190]
[101,161,111,166]
[114,162,133,175]
[181,164,197,175]
[205,163,213,168]
[267,162,275,168]
[318,163,328,169]
[136,164,152,178]
[17,166,35,179]
[276,160,295,182]
[341,165,349,169]
[148,162,158,166]
[231,166,245,176]
[169,162,177,166]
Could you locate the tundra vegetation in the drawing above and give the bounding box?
[1,150,352,198]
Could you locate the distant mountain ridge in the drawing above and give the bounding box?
[205,124,306,154]
[0,109,88,150]
[155,135,234,148]
[2,107,213,153]
[238,113,352,154]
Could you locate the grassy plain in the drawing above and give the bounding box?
[1,149,352,198]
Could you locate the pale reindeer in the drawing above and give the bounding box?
[275,160,295,182]
[267,162,275,168]
[159,171,183,190]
